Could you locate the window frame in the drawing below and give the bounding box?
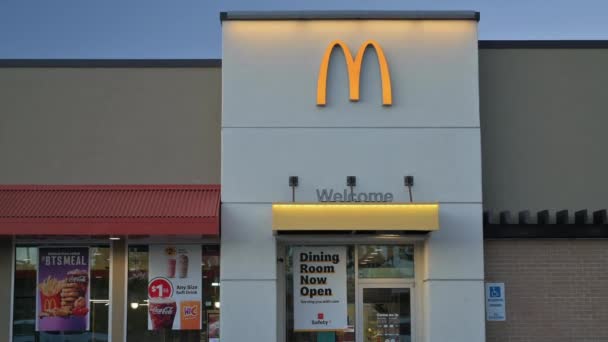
[125,239,221,342]
[11,239,112,342]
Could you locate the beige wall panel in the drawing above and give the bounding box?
[0,67,220,184]
[480,49,608,214]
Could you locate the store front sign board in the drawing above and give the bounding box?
[316,39,392,106]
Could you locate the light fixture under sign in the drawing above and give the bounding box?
[272,203,439,231]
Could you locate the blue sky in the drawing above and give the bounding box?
[1,0,607,58]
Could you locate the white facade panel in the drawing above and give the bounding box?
[220,204,276,280]
[424,204,484,279]
[222,128,482,203]
[222,20,479,128]
[222,13,482,342]
[220,280,277,342]
[423,280,485,342]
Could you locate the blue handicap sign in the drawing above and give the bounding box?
[489,286,501,298]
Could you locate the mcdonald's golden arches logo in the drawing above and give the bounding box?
[43,298,59,311]
[317,39,392,106]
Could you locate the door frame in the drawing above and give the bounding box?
[356,280,416,342]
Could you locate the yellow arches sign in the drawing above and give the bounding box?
[316,39,392,106]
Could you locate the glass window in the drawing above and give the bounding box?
[126,245,220,342]
[357,245,414,278]
[12,245,110,342]
[285,246,356,342]
[284,244,415,342]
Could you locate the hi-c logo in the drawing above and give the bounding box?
[317,39,392,107]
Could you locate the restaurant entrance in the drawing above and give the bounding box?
[279,241,421,342]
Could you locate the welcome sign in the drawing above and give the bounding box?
[293,246,347,331]
[316,189,394,202]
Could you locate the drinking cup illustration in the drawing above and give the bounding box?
[149,297,177,330]
[178,254,189,278]
[165,247,177,278]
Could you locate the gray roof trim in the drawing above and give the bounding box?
[3,40,608,68]
[220,11,480,21]
[479,40,608,49]
[0,59,221,68]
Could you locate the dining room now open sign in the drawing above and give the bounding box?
[293,246,348,332]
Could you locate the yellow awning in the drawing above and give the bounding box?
[272,203,439,231]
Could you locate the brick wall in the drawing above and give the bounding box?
[485,239,608,342]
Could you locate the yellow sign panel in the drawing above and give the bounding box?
[272,203,439,231]
[317,39,392,106]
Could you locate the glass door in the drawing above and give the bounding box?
[357,285,412,342]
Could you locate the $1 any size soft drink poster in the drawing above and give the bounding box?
[148,245,202,330]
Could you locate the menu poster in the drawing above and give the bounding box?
[148,245,202,330]
[36,247,90,332]
[293,246,348,332]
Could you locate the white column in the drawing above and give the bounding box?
[220,204,277,342]
[423,204,485,342]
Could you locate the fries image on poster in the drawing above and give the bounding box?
[148,245,202,330]
[36,247,90,332]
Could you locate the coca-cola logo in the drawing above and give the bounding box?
[150,306,175,315]
[67,275,87,283]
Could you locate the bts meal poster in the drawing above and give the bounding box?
[148,245,202,330]
[293,246,347,331]
[36,247,90,331]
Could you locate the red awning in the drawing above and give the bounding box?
[0,185,220,235]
